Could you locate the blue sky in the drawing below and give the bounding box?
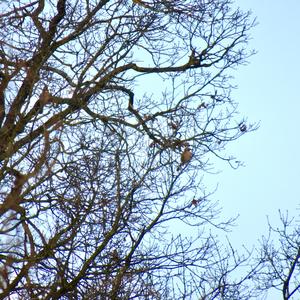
[218,0,300,244]
[1,0,297,297]
[209,0,300,297]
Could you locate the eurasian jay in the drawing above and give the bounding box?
[177,147,192,170]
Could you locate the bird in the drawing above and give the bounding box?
[38,86,51,113]
[188,49,200,66]
[239,123,247,132]
[40,86,50,105]
[177,147,192,170]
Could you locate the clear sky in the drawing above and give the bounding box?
[210,0,300,298]
[219,0,300,244]
[1,1,297,298]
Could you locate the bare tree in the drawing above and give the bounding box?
[256,211,300,300]
[0,0,257,299]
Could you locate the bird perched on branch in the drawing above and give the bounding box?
[188,49,200,66]
[40,86,50,105]
[177,147,192,170]
[38,86,51,113]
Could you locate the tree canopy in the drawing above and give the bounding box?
[0,0,258,299]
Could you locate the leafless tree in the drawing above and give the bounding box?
[256,211,300,300]
[0,0,257,299]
